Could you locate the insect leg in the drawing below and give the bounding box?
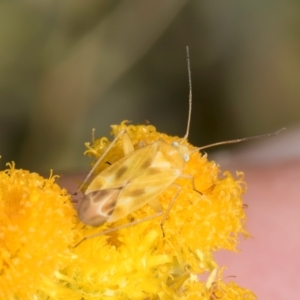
[74,211,162,248]
[160,174,201,235]
[180,173,202,195]
[120,129,135,155]
[160,183,181,236]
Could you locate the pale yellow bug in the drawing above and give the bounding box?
[75,47,284,246]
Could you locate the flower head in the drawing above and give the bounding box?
[0,163,76,299]
[61,122,256,299]
[1,122,257,299]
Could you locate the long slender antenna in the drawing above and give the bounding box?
[195,128,286,152]
[183,46,192,141]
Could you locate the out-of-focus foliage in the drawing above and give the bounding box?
[1,1,299,172]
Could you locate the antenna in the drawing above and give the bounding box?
[196,128,286,152]
[183,46,192,141]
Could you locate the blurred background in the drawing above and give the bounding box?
[1,0,300,173]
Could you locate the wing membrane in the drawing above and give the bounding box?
[86,143,159,192]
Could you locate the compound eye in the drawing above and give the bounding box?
[172,141,179,148]
[183,154,189,162]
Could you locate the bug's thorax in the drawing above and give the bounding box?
[152,139,189,170]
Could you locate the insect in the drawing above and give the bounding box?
[206,269,237,300]
[74,47,284,247]
[208,279,236,300]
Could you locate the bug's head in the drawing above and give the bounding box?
[172,141,190,162]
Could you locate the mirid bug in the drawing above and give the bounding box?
[74,47,284,247]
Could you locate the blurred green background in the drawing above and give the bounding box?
[0,1,299,173]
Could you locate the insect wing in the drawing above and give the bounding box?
[84,140,184,223]
[109,154,182,221]
[77,143,157,225]
[85,142,159,193]
[77,187,122,226]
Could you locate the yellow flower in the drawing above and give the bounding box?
[0,122,257,299]
[0,163,76,300]
[56,122,256,299]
